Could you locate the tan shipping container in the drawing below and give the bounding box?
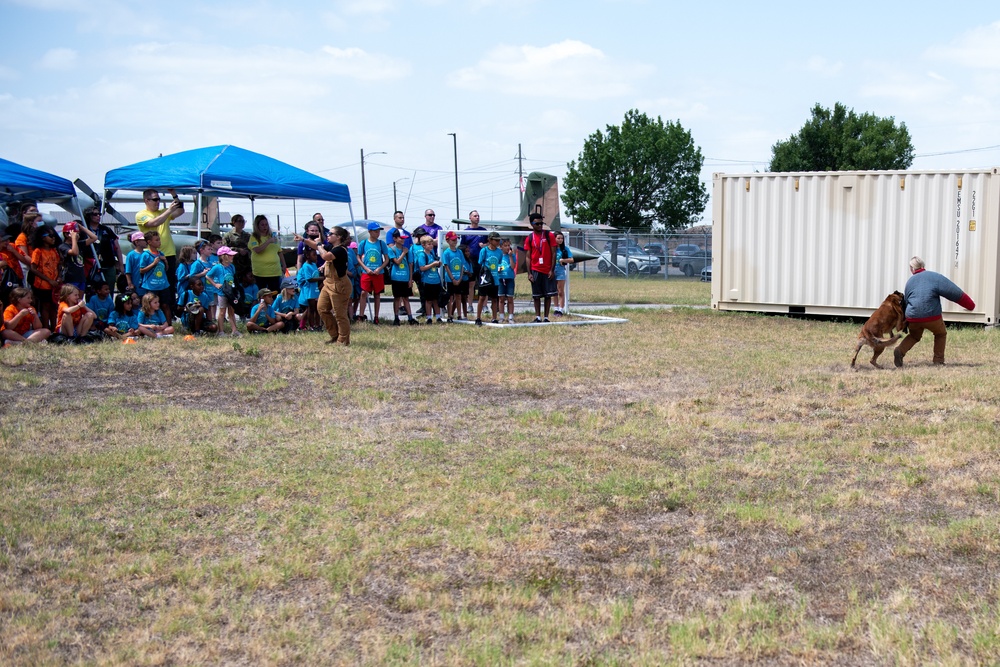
[711,169,998,325]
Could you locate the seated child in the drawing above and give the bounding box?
[2,287,51,344]
[239,268,259,319]
[109,292,141,339]
[273,278,302,333]
[56,284,96,340]
[86,281,115,329]
[182,278,218,335]
[137,292,174,338]
[246,288,284,333]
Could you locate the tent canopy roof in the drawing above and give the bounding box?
[104,145,351,202]
[0,157,76,204]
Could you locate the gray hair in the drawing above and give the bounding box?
[909,256,925,271]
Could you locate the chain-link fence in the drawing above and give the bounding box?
[566,229,713,279]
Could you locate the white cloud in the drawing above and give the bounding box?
[925,20,1000,69]
[38,47,79,70]
[800,56,842,77]
[320,46,411,80]
[448,40,652,100]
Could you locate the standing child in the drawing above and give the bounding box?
[29,224,61,332]
[347,241,361,322]
[247,288,284,333]
[388,231,418,325]
[498,238,517,323]
[553,232,574,316]
[2,287,51,344]
[58,221,97,292]
[356,222,389,324]
[56,285,96,341]
[415,235,443,323]
[175,245,198,307]
[296,246,322,330]
[124,231,147,295]
[460,246,473,320]
[137,292,174,337]
[476,232,503,325]
[138,231,173,324]
[110,292,143,338]
[442,231,464,323]
[206,246,239,336]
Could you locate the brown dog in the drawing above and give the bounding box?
[851,291,907,368]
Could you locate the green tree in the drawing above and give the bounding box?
[562,109,708,231]
[769,102,914,172]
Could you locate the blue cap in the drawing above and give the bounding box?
[367,222,381,232]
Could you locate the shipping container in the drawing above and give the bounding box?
[711,169,999,325]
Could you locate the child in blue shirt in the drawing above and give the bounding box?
[137,292,174,337]
[388,233,417,325]
[498,238,517,323]
[239,269,259,320]
[124,231,147,295]
[182,278,218,335]
[247,288,284,333]
[110,292,143,338]
[476,233,503,324]
[138,231,173,323]
[274,278,302,333]
[175,246,197,307]
[441,231,465,323]
[296,246,321,330]
[86,281,115,329]
[415,235,443,323]
[207,247,239,336]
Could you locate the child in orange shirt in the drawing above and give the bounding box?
[2,287,51,345]
[56,284,96,341]
[29,225,60,332]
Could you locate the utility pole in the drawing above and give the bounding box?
[360,148,386,219]
[448,132,459,219]
[392,177,410,213]
[517,143,524,208]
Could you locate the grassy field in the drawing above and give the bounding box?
[3,307,1000,665]
[560,273,710,305]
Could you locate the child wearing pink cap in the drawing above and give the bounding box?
[206,246,240,336]
[124,231,147,294]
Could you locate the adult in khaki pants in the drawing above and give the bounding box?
[894,256,975,367]
[296,227,352,346]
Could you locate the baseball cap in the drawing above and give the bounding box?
[217,245,237,256]
[487,231,501,240]
[280,277,298,290]
[367,221,381,232]
[130,231,145,242]
[444,231,458,241]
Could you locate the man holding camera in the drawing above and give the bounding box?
[136,188,184,314]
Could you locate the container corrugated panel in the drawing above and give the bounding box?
[712,169,1000,324]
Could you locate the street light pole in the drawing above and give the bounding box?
[448,132,459,219]
[392,177,410,213]
[360,148,386,219]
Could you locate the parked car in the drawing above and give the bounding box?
[700,264,712,282]
[596,242,661,275]
[671,243,700,267]
[643,243,667,262]
[677,249,711,277]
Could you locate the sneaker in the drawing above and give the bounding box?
[426,317,433,325]
[437,317,445,323]
[372,318,380,326]
[393,318,401,326]
[475,318,483,326]
[491,319,498,324]
[447,317,454,323]
[543,317,550,323]
[408,318,419,325]
[893,349,903,368]
[533,317,541,323]
[553,307,563,315]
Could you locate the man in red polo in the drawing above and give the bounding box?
[522,213,557,322]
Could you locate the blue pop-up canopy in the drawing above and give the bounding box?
[103,145,351,202]
[0,157,77,204]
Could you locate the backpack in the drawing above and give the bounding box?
[222,281,247,316]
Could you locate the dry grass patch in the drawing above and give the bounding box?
[2,311,1000,664]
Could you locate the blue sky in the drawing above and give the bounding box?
[3,0,1000,228]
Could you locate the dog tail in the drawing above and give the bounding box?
[865,333,902,350]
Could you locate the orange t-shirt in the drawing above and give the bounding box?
[56,301,84,330]
[3,304,33,335]
[14,232,32,259]
[31,247,60,289]
[0,247,24,279]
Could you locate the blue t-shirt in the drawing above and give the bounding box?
[250,302,275,325]
[414,248,441,285]
[125,250,144,293]
[357,238,389,273]
[87,294,114,322]
[555,244,573,279]
[176,261,193,296]
[442,247,465,282]
[478,247,504,281]
[110,309,139,332]
[242,283,259,311]
[139,249,170,292]
[498,250,516,279]
[138,309,166,326]
[346,247,359,279]
[296,262,320,304]
[205,264,235,298]
[274,293,298,314]
[388,246,411,282]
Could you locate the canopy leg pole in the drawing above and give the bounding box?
[196,192,203,239]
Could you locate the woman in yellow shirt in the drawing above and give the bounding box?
[247,215,286,292]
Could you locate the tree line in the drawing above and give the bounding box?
[563,102,914,232]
